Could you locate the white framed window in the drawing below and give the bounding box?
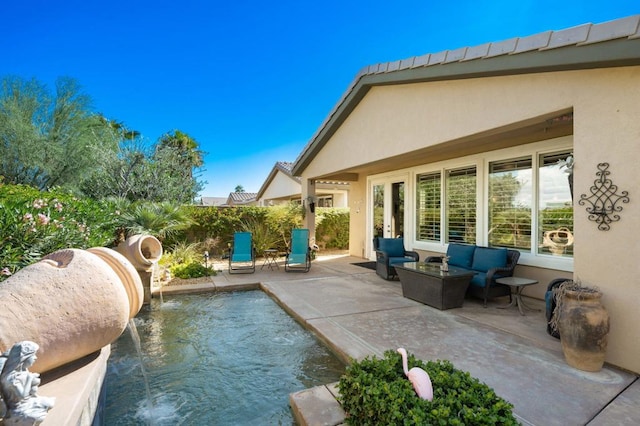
[446,167,476,244]
[488,157,532,250]
[537,151,574,258]
[415,172,441,242]
[412,136,573,271]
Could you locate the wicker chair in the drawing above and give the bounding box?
[374,237,419,280]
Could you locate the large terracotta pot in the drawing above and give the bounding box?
[558,289,610,372]
[0,248,143,373]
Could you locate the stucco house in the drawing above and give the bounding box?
[291,15,640,373]
[256,161,350,207]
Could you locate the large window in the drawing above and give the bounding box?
[538,151,574,257]
[415,172,440,241]
[413,142,573,262]
[416,167,476,244]
[488,158,532,250]
[446,167,476,244]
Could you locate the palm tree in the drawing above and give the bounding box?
[157,130,204,179]
[117,202,195,242]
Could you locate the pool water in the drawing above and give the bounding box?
[104,291,345,425]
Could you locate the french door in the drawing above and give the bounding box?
[370,176,407,258]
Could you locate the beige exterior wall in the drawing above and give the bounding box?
[260,172,301,205]
[300,66,640,373]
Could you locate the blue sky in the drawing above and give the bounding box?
[2,1,638,197]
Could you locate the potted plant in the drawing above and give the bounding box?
[551,280,610,372]
[338,349,518,425]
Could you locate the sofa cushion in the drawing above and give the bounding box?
[470,272,487,288]
[471,247,507,273]
[377,238,405,257]
[389,256,417,265]
[446,243,476,268]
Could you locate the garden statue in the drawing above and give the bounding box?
[397,348,433,401]
[0,341,55,425]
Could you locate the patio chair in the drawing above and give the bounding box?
[228,232,256,274]
[285,228,312,272]
[375,237,419,280]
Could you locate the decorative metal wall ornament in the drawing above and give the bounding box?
[579,163,630,231]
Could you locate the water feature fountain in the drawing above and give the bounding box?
[105,292,345,425]
[0,235,343,424]
[0,236,157,425]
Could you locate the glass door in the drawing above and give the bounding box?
[370,177,406,257]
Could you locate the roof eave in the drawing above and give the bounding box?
[292,37,640,176]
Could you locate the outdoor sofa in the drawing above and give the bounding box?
[425,243,520,307]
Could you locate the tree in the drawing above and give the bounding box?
[157,130,204,180]
[81,137,204,204]
[0,76,118,191]
[235,185,245,193]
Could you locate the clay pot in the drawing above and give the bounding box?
[558,289,610,372]
[0,248,143,373]
[113,235,163,304]
[114,234,163,272]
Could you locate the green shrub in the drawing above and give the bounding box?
[170,261,215,279]
[316,207,349,249]
[0,183,119,280]
[338,349,519,425]
[160,241,203,267]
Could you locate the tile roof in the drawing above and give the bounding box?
[357,15,640,77]
[275,161,300,182]
[228,192,257,203]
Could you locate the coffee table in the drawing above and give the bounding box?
[496,276,540,315]
[394,262,476,310]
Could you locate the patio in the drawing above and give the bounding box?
[159,252,640,425]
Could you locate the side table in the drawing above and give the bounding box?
[496,277,540,316]
[261,249,279,270]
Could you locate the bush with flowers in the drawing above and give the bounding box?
[0,182,121,281]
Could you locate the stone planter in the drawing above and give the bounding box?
[558,288,610,372]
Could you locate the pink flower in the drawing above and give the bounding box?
[32,199,44,209]
[54,202,63,212]
[23,213,33,222]
[37,213,50,225]
[1,267,12,276]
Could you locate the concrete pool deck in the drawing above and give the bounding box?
[156,253,640,426]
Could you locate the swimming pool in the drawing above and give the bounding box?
[104,291,345,425]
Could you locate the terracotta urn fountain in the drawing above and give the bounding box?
[0,247,143,374]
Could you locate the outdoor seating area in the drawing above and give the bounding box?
[227,229,314,274]
[425,243,520,307]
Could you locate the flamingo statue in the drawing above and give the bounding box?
[397,348,433,401]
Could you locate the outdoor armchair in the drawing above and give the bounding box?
[374,237,419,280]
[228,231,256,274]
[285,228,312,272]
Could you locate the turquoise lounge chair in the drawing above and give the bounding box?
[228,232,256,274]
[285,229,311,272]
